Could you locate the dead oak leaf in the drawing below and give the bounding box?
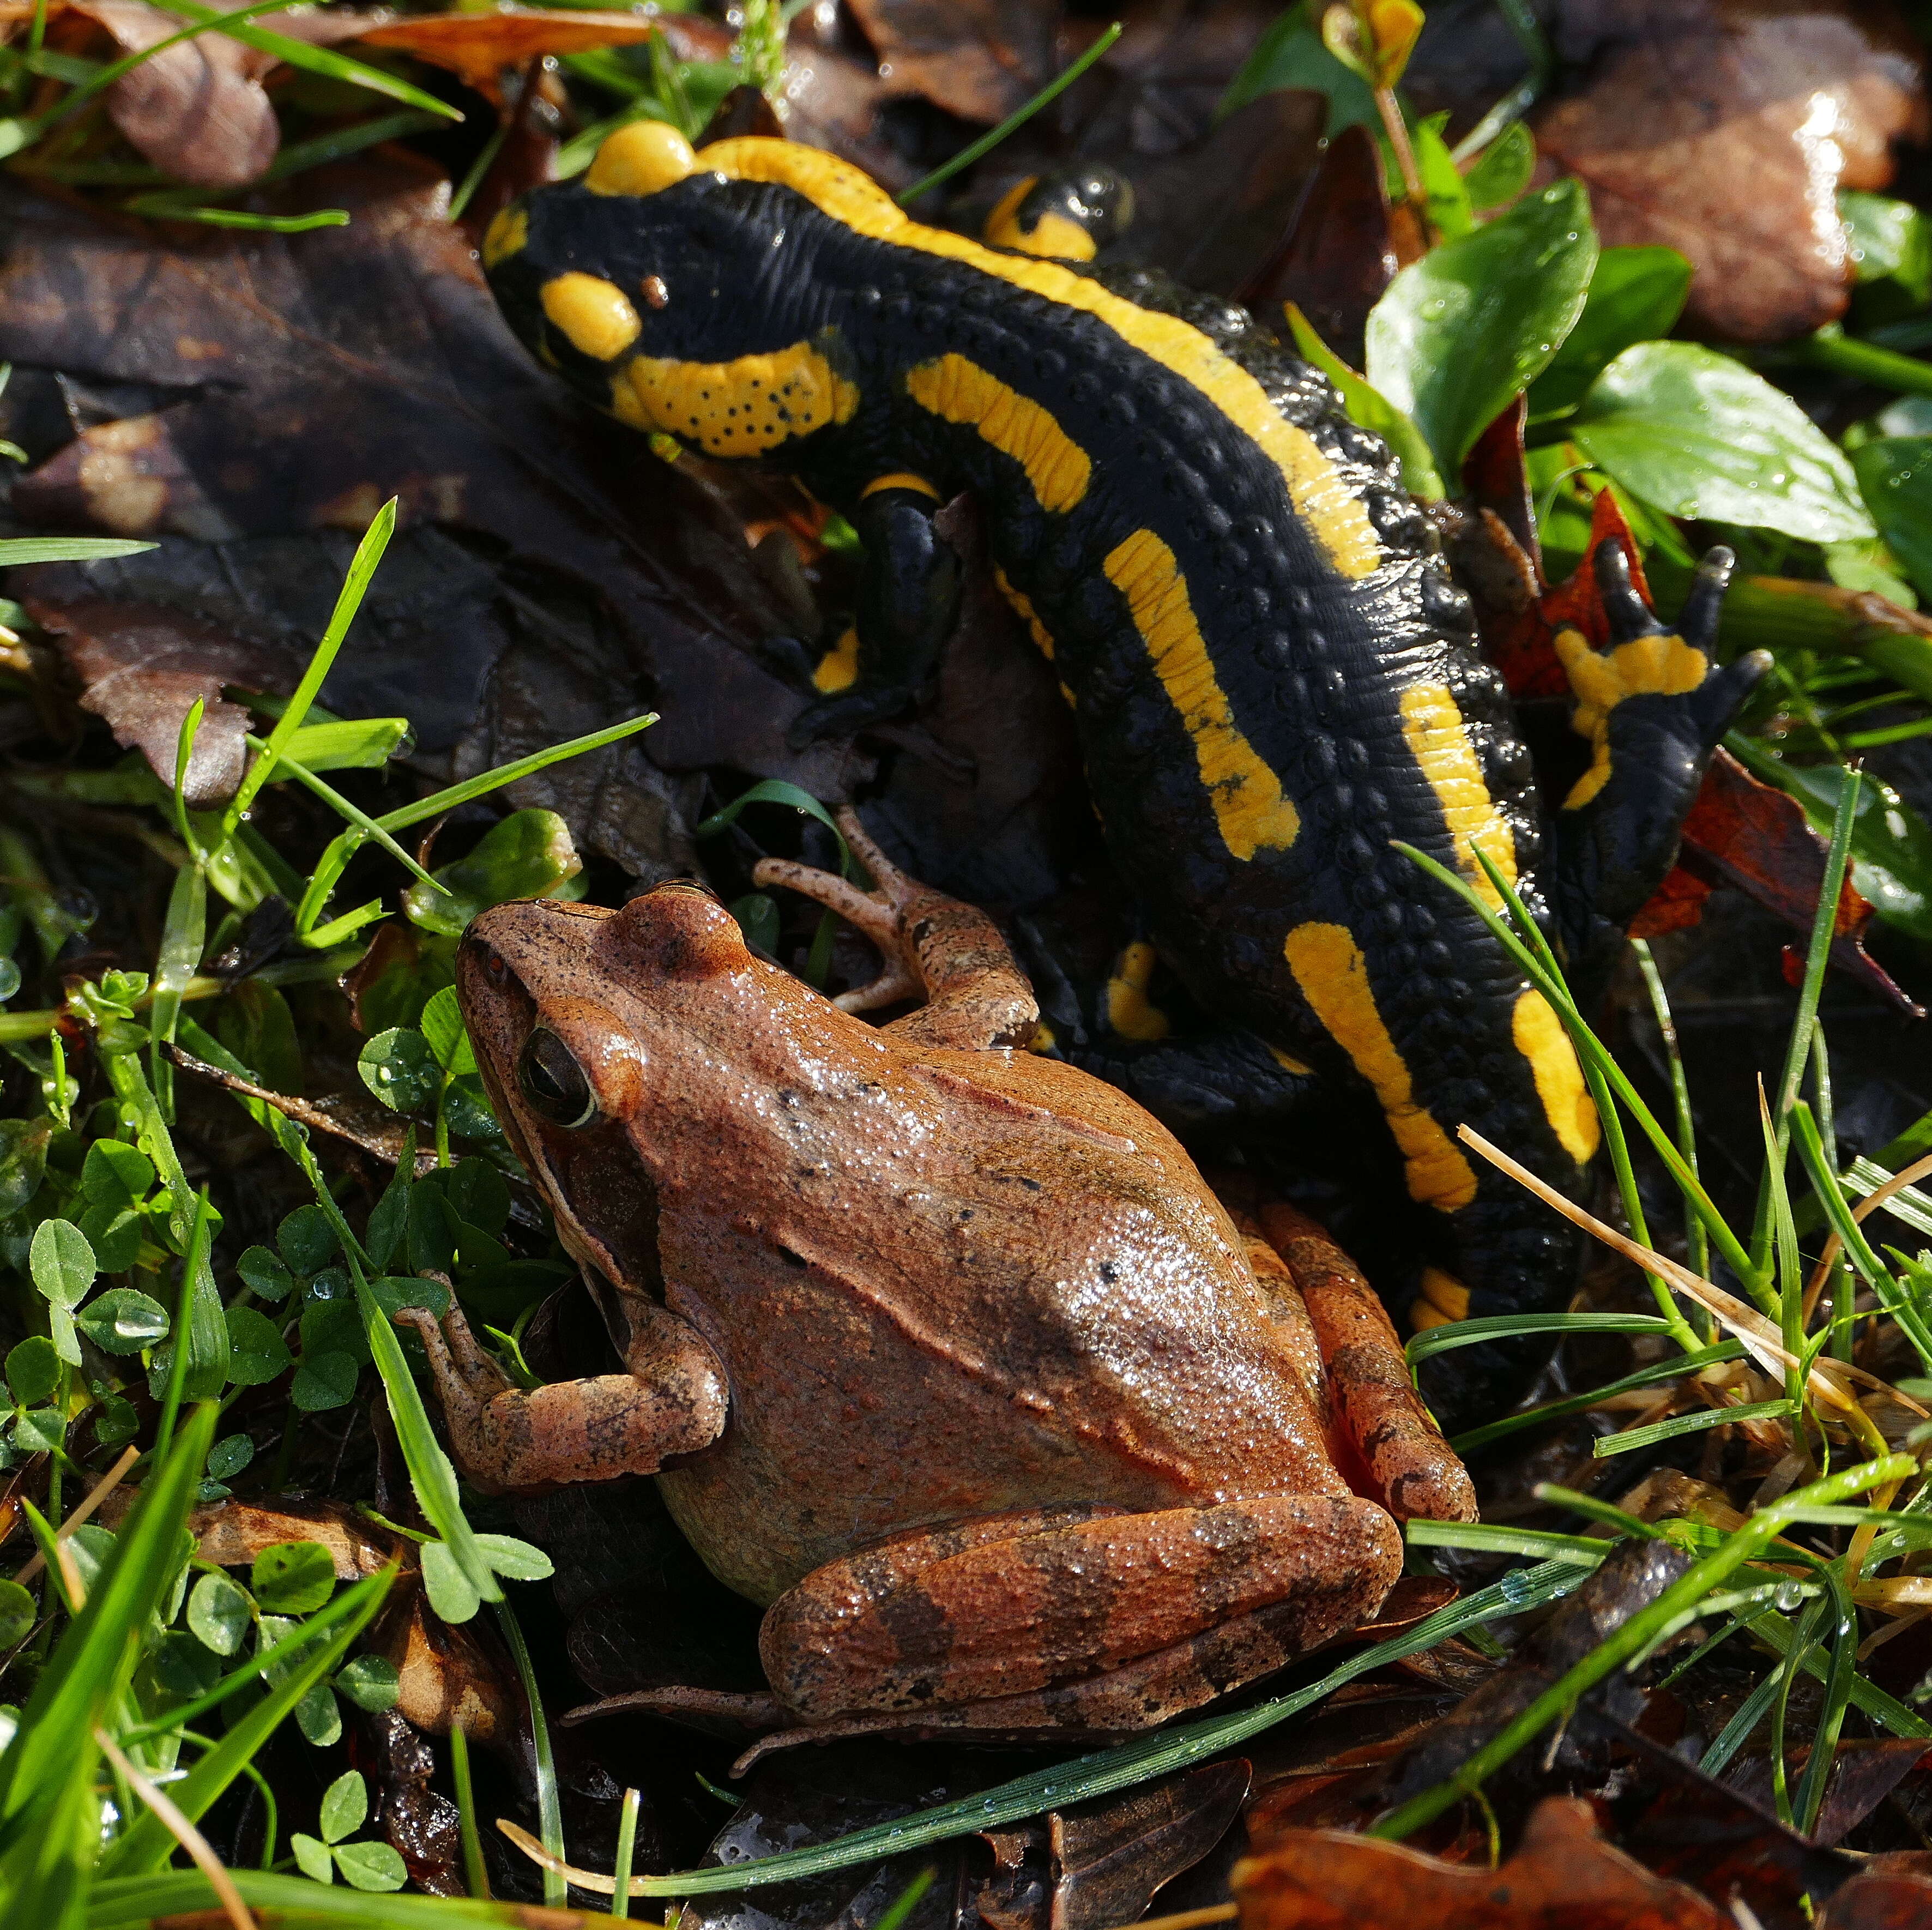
[844,0,1064,124]
[1232,1795,1730,1930]
[1532,0,1927,342]
[355,5,668,102]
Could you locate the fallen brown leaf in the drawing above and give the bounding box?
[1233,1795,1730,1929]
[844,0,1064,124]
[357,5,666,101]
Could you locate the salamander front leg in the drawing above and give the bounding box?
[790,483,961,744]
[1551,542,1768,987]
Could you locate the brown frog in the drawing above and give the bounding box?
[401,813,1475,1752]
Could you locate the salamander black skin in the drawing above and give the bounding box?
[484,128,1764,1426]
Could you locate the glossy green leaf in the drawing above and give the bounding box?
[442,1074,502,1143]
[1850,437,1932,602]
[1842,189,1931,303]
[475,1534,555,1583]
[418,984,477,1076]
[1366,179,1598,474]
[186,1571,253,1657]
[1463,120,1535,210]
[297,1679,342,1745]
[29,1218,95,1308]
[206,1432,253,1481]
[0,536,156,565]
[281,716,411,773]
[335,1653,401,1712]
[277,1203,339,1277]
[79,1138,153,1207]
[225,1306,293,1386]
[334,1839,408,1891]
[5,1336,59,1408]
[252,1540,336,1615]
[1219,2,1375,133]
[74,1288,169,1354]
[236,1245,296,1301]
[1571,342,1874,542]
[0,1119,50,1217]
[291,1348,359,1412]
[419,1539,480,1624]
[402,809,584,938]
[319,1770,367,1844]
[291,1833,334,1885]
[1529,246,1692,419]
[1283,303,1444,500]
[358,1028,440,1114]
[1408,112,1471,240]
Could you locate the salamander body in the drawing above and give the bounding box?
[484,125,1761,1424]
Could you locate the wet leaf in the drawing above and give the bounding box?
[29,1217,96,1309]
[252,1538,335,1614]
[291,1832,334,1885]
[843,0,1059,124]
[236,1245,295,1302]
[474,1534,554,1584]
[0,1119,51,1217]
[0,1578,35,1648]
[187,1570,253,1657]
[1850,438,1932,604]
[416,985,475,1077]
[1530,0,1926,341]
[276,1203,337,1277]
[1366,180,1597,475]
[358,1028,439,1115]
[334,1654,400,1712]
[319,1768,367,1844]
[4,1337,60,1409]
[74,1287,169,1354]
[1571,343,1874,543]
[1235,1794,1729,1928]
[334,1838,407,1891]
[419,1538,480,1624]
[1529,246,1692,421]
[289,1348,358,1412]
[225,1305,292,1385]
[402,809,583,940]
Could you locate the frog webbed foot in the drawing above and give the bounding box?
[1551,540,1768,978]
[753,807,1037,1050]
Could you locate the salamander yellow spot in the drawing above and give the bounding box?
[1511,989,1599,1166]
[1105,529,1301,863]
[587,119,697,198]
[1398,683,1516,908]
[993,566,1056,661]
[985,180,1098,261]
[1282,922,1477,1213]
[481,205,526,269]
[540,273,642,363]
[1267,1044,1314,1077]
[905,354,1090,513]
[813,626,860,693]
[696,138,1380,578]
[1105,940,1170,1042]
[1409,1269,1472,1331]
[614,339,859,456]
[1555,626,1709,811]
[861,472,939,499]
[1029,1021,1058,1054]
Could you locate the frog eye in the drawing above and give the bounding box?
[518,1028,600,1128]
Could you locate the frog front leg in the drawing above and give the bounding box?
[753,806,1037,1050]
[759,1493,1400,1728]
[396,1296,726,1496]
[1551,542,1768,990]
[789,482,961,744]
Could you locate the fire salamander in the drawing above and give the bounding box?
[483,124,1766,1426]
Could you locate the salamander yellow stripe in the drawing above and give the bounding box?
[1104,529,1300,862]
[1398,683,1516,908]
[813,626,860,692]
[905,355,1090,513]
[695,138,1381,580]
[861,472,939,499]
[1104,940,1170,1042]
[1282,922,1477,1212]
[993,566,1056,661]
[1511,989,1599,1166]
[614,340,859,456]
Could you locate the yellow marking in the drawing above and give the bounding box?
[481,205,526,270]
[1418,1268,1470,1322]
[1104,529,1301,862]
[540,273,642,363]
[1267,1044,1313,1077]
[1282,922,1477,1213]
[613,340,859,456]
[1106,940,1170,1042]
[693,139,1381,577]
[1398,683,1516,909]
[1409,1296,1456,1333]
[861,472,939,499]
[1512,990,1599,1166]
[905,354,1090,513]
[1554,626,1709,812]
[993,566,1055,661]
[984,180,1099,261]
[1028,1021,1058,1055]
[587,119,697,197]
[813,626,860,693]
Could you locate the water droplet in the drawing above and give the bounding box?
[1774,1580,1806,1611]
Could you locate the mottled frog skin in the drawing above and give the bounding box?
[481,126,1763,1423]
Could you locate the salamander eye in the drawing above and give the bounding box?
[518,1028,599,1128]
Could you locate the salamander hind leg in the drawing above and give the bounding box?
[1552,541,1768,981]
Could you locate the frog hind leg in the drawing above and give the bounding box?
[1551,541,1769,988]
[1253,1201,1476,1524]
[787,485,962,744]
[752,806,1038,1050]
[396,1296,726,1495]
[757,1493,1401,1732]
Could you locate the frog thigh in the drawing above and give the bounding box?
[760,1494,1400,1721]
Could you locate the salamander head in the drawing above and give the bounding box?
[482,126,865,461]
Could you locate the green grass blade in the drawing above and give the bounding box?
[1406,1311,1674,1364]
[88,1868,580,1925]
[101,1562,396,1872]
[495,1601,564,1907]
[1404,1521,1608,1565]
[1592,1398,1789,1457]
[1450,1342,1745,1453]
[0,536,155,564]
